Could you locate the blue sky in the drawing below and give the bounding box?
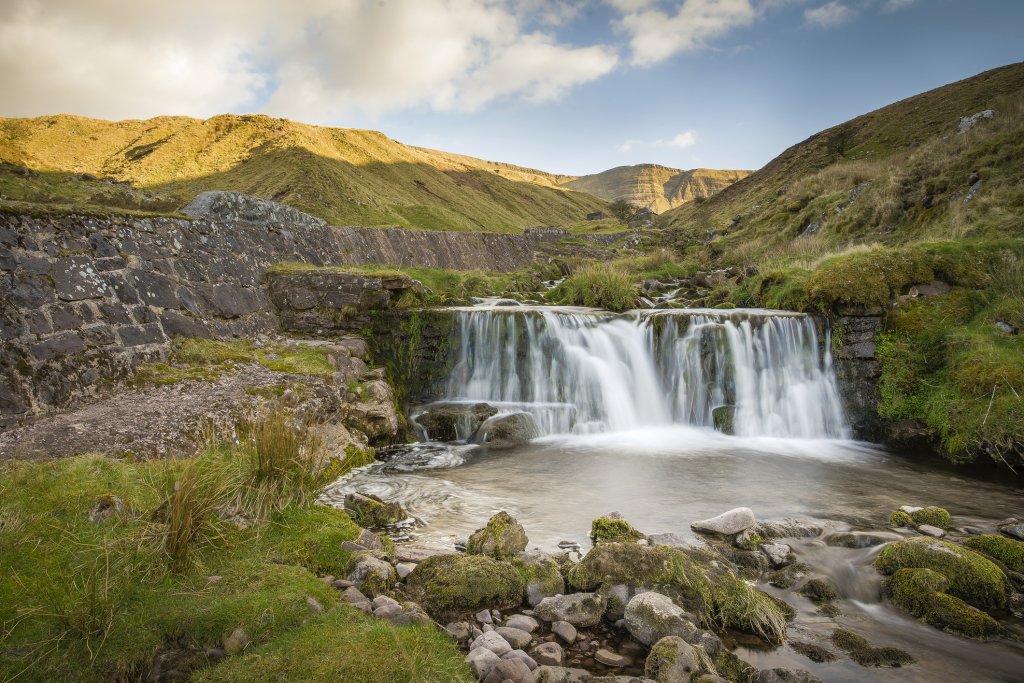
[1,0,1021,175]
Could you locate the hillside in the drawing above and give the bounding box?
[658,62,1024,468]
[561,164,748,213]
[0,114,607,232]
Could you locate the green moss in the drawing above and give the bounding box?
[734,531,763,552]
[343,493,405,529]
[713,648,758,683]
[831,629,915,667]
[817,603,842,618]
[910,506,951,529]
[887,568,1003,639]
[465,511,528,559]
[404,554,525,621]
[888,510,914,527]
[262,505,361,576]
[710,573,791,645]
[799,578,839,604]
[790,640,837,663]
[874,537,1009,609]
[590,516,645,545]
[963,534,1024,572]
[513,556,565,600]
[319,445,376,484]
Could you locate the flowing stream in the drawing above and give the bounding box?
[323,303,1024,682]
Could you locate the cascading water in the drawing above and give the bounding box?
[432,305,849,439]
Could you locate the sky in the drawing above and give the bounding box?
[0,0,1021,175]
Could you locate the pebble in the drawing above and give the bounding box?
[333,579,354,589]
[305,596,323,613]
[918,524,946,538]
[476,608,493,624]
[551,621,577,644]
[594,648,631,668]
[341,586,369,605]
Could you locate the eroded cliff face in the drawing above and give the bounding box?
[561,165,750,213]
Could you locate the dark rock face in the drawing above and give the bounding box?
[831,311,884,440]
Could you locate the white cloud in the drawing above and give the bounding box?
[804,1,855,27]
[881,0,913,11]
[619,130,698,152]
[0,0,619,122]
[615,0,759,66]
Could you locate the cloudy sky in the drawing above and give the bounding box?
[1,0,1021,174]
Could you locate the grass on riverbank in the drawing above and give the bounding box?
[0,412,470,682]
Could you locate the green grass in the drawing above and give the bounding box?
[133,337,336,386]
[546,263,637,311]
[0,422,467,682]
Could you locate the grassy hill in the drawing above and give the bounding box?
[561,164,748,214]
[0,114,607,232]
[661,62,1024,469]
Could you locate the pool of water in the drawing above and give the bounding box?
[321,428,1024,682]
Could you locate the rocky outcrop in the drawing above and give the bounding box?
[831,308,884,440]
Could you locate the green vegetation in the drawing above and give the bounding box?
[830,629,915,667]
[910,506,951,529]
[546,263,636,312]
[0,411,468,682]
[0,114,606,231]
[887,568,1002,639]
[134,337,336,386]
[889,510,914,527]
[403,554,525,621]
[799,578,839,604]
[963,534,1024,572]
[874,537,1009,609]
[589,515,645,545]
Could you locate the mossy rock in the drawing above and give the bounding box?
[874,537,1009,610]
[799,578,839,604]
[964,534,1024,573]
[405,554,525,621]
[910,506,951,529]
[590,516,644,545]
[888,510,913,528]
[888,568,1002,639]
[466,511,528,559]
[831,628,914,667]
[513,551,565,607]
[714,648,758,683]
[343,492,405,528]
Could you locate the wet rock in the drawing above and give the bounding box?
[405,554,526,621]
[646,533,698,549]
[591,513,645,545]
[918,524,945,538]
[691,507,755,535]
[789,641,836,663]
[478,412,540,449]
[644,636,699,683]
[471,630,514,657]
[624,592,697,646]
[552,620,578,644]
[496,626,534,650]
[222,628,250,656]
[824,532,897,548]
[999,523,1024,542]
[799,578,839,604]
[594,648,632,668]
[468,511,529,559]
[416,402,498,442]
[755,669,823,683]
[344,492,406,528]
[760,543,793,567]
[467,646,501,679]
[750,518,824,540]
[534,593,607,628]
[531,641,564,666]
[483,658,536,683]
[507,614,540,633]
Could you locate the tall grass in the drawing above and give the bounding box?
[546,263,636,312]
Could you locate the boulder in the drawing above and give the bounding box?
[344,492,406,528]
[482,657,536,683]
[405,554,526,621]
[874,537,1009,609]
[467,646,501,679]
[502,649,539,671]
[415,402,498,442]
[534,593,607,628]
[691,508,756,535]
[346,554,397,597]
[590,513,645,545]
[471,630,514,657]
[644,636,699,683]
[760,543,793,568]
[624,592,697,646]
[467,511,529,559]
[551,620,577,644]
[496,626,533,650]
[516,550,566,607]
[886,568,1002,639]
[478,412,540,449]
[507,614,540,633]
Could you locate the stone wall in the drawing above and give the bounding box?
[0,194,601,427]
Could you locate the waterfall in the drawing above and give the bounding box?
[434,306,849,440]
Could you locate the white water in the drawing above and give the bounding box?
[439,305,849,439]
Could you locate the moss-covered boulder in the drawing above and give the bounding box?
[910,506,951,529]
[590,515,645,545]
[466,511,528,559]
[888,510,913,528]
[874,537,1009,610]
[799,578,839,604]
[830,629,914,668]
[405,554,525,620]
[887,568,1003,639]
[514,550,566,607]
[344,492,406,528]
[964,534,1024,572]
